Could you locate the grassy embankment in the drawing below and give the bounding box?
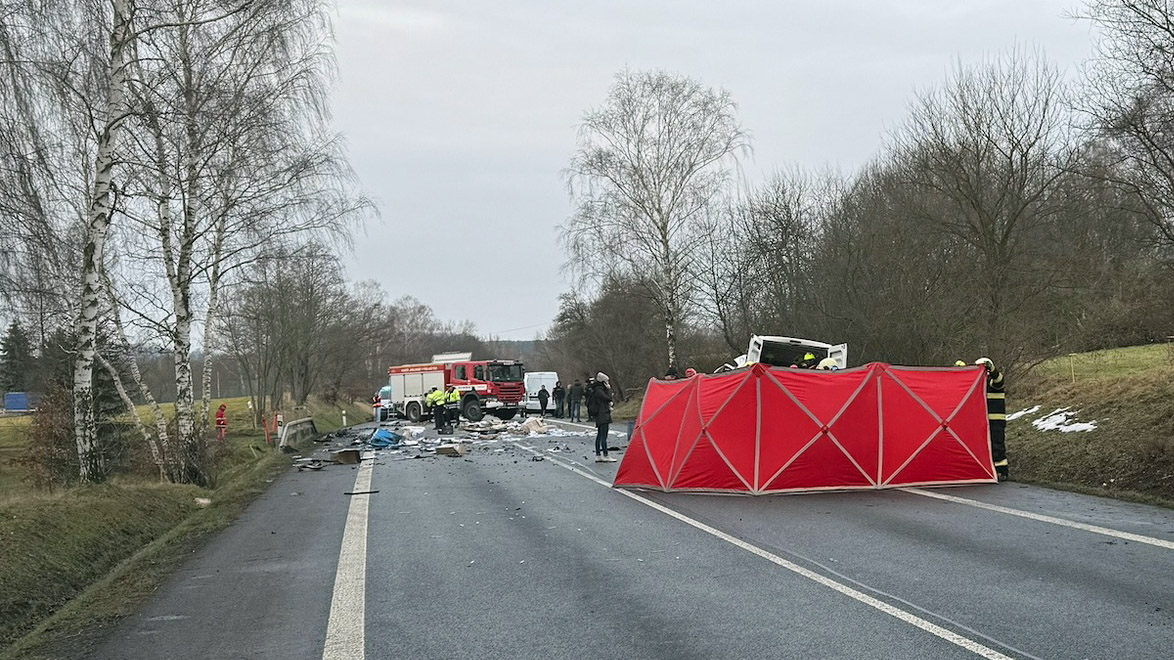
[1009,344,1174,505]
[610,345,1174,506]
[0,397,369,659]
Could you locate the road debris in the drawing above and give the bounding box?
[332,449,362,464]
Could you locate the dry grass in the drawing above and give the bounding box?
[0,396,370,658]
[1008,344,1174,504]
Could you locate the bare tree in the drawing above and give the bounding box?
[563,69,749,373]
[1080,0,1174,248]
[71,0,136,480]
[887,48,1075,365]
[100,0,368,484]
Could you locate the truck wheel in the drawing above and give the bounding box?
[493,409,517,421]
[406,402,422,422]
[463,398,484,422]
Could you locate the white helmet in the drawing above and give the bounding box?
[975,357,994,370]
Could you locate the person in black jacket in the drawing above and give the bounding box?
[591,372,615,462]
[552,381,566,418]
[537,385,550,418]
[567,379,585,422]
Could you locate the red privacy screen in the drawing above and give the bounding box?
[614,363,995,494]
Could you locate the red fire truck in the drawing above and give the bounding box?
[385,352,525,422]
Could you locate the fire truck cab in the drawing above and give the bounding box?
[386,352,525,422]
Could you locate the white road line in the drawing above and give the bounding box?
[512,442,1014,660]
[902,487,1174,551]
[547,419,625,435]
[322,457,373,660]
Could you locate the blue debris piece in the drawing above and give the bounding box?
[370,428,405,448]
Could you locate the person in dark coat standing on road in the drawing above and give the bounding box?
[583,376,596,422]
[567,379,585,422]
[591,372,616,462]
[552,381,566,418]
[537,385,550,418]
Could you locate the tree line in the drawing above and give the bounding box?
[0,0,377,486]
[553,1,1174,394]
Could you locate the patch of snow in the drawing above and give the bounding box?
[1031,408,1097,433]
[1006,405,1040,421]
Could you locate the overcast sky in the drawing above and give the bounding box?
[330,0,1096,340]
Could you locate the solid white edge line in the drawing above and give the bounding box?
[322,456,373,660]
[512,442,1014,660]
[902,487,1174,550]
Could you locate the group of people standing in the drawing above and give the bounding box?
[533,379,590,421]
[534,375,616,462]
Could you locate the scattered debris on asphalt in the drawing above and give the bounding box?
[332,449,362,465]
[435,443,467,457]
[294,417,627,473]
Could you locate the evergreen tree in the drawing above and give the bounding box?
[0,321,35,392]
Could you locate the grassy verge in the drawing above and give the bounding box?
[1009,344,1174,505]
[612,396,643,423]
[0,396,370,659]
[0,441,292,660]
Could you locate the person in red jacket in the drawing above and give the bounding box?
[215,404,228,441]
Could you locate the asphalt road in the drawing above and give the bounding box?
[88,421,1174,660]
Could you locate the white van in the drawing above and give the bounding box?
[522,371,559,413]
[718,335,848,371]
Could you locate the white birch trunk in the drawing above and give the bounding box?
[73,0,132,482]
[96,352,164,478]
[169,21,206,484]
[197,215,227,434]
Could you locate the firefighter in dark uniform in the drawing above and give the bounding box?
[976,357,1008,481]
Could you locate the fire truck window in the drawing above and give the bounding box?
[455,365,467,380]
[474,365,485,380]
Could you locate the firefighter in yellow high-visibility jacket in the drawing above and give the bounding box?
[444,384,461,427]
[426,387,446,430]
[976,357,1008,481]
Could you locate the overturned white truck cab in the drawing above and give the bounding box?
[717,335,848,372]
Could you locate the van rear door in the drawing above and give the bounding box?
[828,343,848,368]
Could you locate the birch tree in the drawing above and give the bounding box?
[72,0,135,480]
[107,0,366,484]
[563,69,749,372]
